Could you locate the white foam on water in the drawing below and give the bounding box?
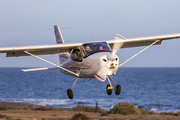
[110,105,114,110]
[22,98,75,106]
[151,107,160,111]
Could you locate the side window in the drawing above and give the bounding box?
[80,46,88,58]
[70,49,82,62]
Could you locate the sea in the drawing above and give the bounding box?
[0,67,180,113]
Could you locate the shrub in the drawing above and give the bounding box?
[140,108,155,115]
[72,113,89,120]
[42,119,48,120]
[72,105,103,113]
[5,116,13,120]
[160,112,175,115]
[177,111,180,116]
[0,114,6,118]
[110,102,141,115]
[100,112,109,116]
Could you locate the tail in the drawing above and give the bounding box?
[54,25,64,44]
[54,25,68,64]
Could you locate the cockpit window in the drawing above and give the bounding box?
[82,42,112,57]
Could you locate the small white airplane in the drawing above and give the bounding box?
[0,25,180,99]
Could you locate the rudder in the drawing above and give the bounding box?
[54,25,68,64]
[54,25,64,44]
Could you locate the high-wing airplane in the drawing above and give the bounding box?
[0,25,180,99]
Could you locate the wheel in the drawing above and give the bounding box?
[106,84,112,95]
[67,89,73,99]
[115,85,121,95]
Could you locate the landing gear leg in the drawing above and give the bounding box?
[106,76,113,95]
[67,78,79,99]
[108,76,121,95]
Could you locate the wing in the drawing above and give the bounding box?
[0,43,82,57]
[106,33,180,50]
[1,33,180,57]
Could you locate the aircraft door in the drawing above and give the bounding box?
[70,49,82,62]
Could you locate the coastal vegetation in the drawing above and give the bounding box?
[72,113,89,120]
[110,102,155,115]
[0,101,180,120]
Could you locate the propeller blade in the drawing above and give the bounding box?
[112,33,126,55]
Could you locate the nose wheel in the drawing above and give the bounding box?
[106,76,121,95]
[106,84,112,95]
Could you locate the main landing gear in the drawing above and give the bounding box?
[67,76,121,99]
[106,76,121,95]
[67,78,79,99]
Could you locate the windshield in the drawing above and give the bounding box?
[82,42,112,57]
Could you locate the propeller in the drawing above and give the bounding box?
[112,33,126,55]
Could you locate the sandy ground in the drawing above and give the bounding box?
[1,110,180,120]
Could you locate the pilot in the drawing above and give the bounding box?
[85,46,91,52]
[99,46,104,50]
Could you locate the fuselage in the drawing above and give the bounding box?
[60,42,119,81]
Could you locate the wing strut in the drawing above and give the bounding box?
[119,40,160,67]
[24,51,79,77]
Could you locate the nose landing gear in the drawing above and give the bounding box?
[106,84,112,95]
[106,76,121,95]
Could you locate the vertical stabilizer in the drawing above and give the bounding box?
[54,25,64,44]
[54,25,68,64]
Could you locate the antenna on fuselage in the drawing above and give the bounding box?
[90,28,94,41]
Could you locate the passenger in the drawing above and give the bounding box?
[74,50,81,61]
[99,46,103,50]
[75,50,81,57]
[85,46,91,52]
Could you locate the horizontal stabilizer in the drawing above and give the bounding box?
[21,67,59,72]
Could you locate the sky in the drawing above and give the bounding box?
[0,0,180,67]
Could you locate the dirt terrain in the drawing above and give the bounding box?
[0,101,180,120]
[1,110,180,120]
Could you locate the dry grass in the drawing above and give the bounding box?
[1,101,180,118]
[33,106,59,111]
[140,108,155,115]
[160,112,175,116]
[0,102,59,111]
[0,104,7,110]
